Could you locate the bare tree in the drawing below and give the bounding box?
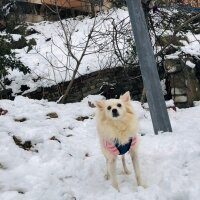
[34,0,116,103]
[32,0,200,104]
[58,17,97,103]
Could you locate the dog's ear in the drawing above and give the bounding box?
[95,100,105,109]
[120,91,131,102]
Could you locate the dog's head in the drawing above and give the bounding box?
[96,91,133,120]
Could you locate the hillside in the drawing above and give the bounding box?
[1,8,200,99]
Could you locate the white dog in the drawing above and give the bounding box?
[95,91,143,191]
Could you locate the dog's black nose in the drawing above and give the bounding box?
[112,109,119,117]
[112,109,117,113]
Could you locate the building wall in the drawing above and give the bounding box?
[16,0,111,13]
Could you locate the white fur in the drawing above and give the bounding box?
[95,91,144,191]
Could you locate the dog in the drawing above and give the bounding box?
[95,91,143,191]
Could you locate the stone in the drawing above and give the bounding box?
[169,73,186,88]
[14,117,27,122]
[174,96,187,103]
[76,116,89,121]
[171,88,186,95]
[164,59,183,73]
[46,112,58,118]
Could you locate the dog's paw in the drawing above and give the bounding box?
[140,183,148,189]
[138,182,147,189]
[112,182,120,192]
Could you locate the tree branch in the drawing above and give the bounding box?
[156,12,200,57]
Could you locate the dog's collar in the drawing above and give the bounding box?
[114,138,132,155]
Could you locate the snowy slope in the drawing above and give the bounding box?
[5,9,129,95]
[1,96,200,200]
[2,8,200,96]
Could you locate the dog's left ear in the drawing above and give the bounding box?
[95,100,105,110]
[120,91,131,102]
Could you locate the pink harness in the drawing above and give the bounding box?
[103,137,137,156]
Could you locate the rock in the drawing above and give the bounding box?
[76,116,89,121]
[171,88,186,95]
[14,117,27,122]
[46,112,58,118]
[174,96,187,103]
[13,135,33,151]
[164,59,183,73]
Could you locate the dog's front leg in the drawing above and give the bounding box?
[130,150,143,186]
[107,157,119,191]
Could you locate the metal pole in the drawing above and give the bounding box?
[126,0,172,134]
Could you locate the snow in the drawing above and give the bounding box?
[180,33,200,57]
[1,96,200,200]
[1,8,198,96]
[160,79,167,95]
[186,60,195,68]
[174,95,187,103]
[11,34,22,41]
[1,6,200,199]
[142,99,175,109]
[4,9,130,95]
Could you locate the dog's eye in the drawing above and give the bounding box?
[117,103,122,108]
[107,106,111,110]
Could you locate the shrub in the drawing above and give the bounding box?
[0,53,30,80]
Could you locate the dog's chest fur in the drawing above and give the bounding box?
[98,114,138,145]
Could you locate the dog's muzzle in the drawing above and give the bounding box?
[112,109,119,117]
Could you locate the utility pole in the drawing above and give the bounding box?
[126,0,172,134]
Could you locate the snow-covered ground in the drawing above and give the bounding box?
[1,96,200,200]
